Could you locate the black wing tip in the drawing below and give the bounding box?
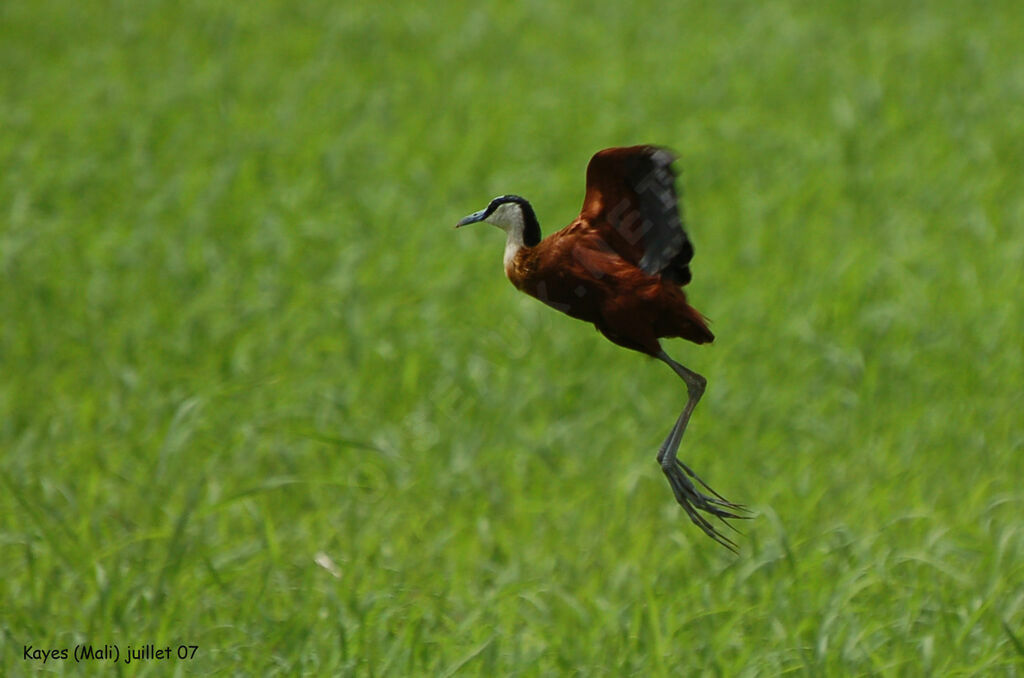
[667,239,695,282]
[646,145,678,166]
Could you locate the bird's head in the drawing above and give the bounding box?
[455,195,541,246]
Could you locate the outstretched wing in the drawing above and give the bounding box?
[578,146,695,285]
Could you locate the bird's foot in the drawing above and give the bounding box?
[661,459,749,551]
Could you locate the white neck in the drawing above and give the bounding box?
[503,227,525,271]
[486,202,527,272]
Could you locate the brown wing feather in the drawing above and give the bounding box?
[578,145,694,285]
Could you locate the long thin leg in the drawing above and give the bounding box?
[655,350,748,551]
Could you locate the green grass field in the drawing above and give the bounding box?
[3,1,1023,674]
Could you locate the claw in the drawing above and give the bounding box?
[663,463,750,551]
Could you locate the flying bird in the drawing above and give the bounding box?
[456,145,747,550]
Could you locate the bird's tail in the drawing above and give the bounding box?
[669,301,714,345]
[682,306,714,344]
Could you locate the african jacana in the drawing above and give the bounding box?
[456,145,747,550]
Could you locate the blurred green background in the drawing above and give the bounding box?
[2,0,1022,674]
